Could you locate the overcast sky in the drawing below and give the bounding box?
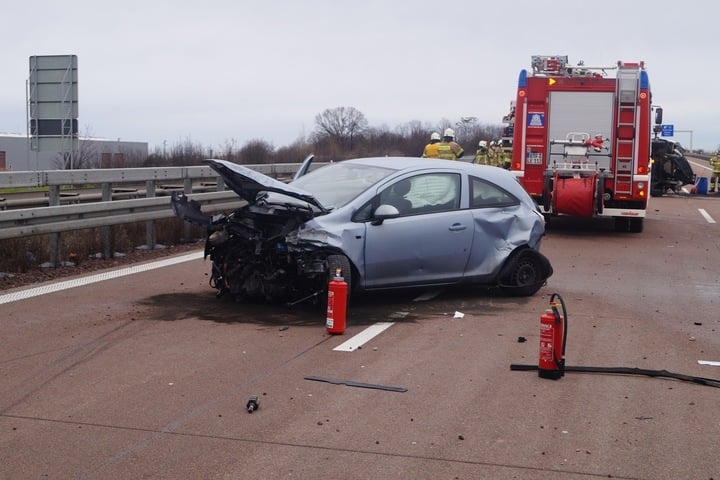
[1,0,717,153]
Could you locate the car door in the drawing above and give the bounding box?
[363,172,474,287]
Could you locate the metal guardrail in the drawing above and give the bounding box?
[0,191,243,240]
[0,162,317,264]
[0,163,303,189]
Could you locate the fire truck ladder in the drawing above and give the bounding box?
[613,65,641,195]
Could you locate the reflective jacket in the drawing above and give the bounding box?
[710,156,720,175]
[475,147,489,165]
[437,141,464,160]
[422,142,440,158]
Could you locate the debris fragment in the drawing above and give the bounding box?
[246,395,260,413]
[304,375,407,392]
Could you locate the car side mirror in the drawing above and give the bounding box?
[371,204,400,225]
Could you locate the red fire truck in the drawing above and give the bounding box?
[510,55,661,232]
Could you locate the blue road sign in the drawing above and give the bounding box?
[661,124,674,137]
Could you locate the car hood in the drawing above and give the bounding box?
[206,159,325,210]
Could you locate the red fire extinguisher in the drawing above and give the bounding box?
[538,293,567,379]
[326,268,347,335]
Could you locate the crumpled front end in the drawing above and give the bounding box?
[171,192,336,305]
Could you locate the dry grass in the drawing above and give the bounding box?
[0,218,204,273]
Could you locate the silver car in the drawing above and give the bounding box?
[171,156,552,306]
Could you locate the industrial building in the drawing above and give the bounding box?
[0,133,148,171]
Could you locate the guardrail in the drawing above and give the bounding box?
[0,162,315,265]
[0,191,243,240]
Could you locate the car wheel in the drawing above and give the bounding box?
[501,251,546,297]
[650,182,665,197]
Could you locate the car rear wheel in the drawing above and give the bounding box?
[501,251,547,297]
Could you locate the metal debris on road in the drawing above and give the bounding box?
[304,375,407,392]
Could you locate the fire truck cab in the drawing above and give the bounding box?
[510,55,658,232]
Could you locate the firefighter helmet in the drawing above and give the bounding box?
[443,128,455,139]
[430,132,441,141]
[479,140,487,148]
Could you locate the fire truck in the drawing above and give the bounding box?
[510,55,661,232]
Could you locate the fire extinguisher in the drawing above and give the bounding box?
[538,292,567,379]
[326,268,347,335]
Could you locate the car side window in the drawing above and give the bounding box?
[471,176,519,208]
[353,173,462,222]
[399,173,461,214]
[379,179,413,214]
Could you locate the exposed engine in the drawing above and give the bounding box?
[205,205,331,304]
[173,193,331,305]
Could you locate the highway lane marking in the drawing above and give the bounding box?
[333,321,396,352]
[698,208,716,224]
[0,251,204,305]
[698,360,720,366]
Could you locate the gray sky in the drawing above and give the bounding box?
[1,0,717,153]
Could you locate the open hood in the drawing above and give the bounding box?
[206,159,325,210]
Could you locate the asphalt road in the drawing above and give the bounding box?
[1,193,719,479]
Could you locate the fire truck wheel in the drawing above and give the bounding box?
[614,217,629,232]
[629,218,644,233]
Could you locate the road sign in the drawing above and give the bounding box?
[661,124,674,137]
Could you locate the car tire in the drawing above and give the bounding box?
[501,250,548,297]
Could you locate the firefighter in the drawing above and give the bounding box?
[501,141,513,169]
[710,151,720,192]
[437,128,464,160]
[475,140,489,165]
[422,132,442,158]
[494,140,507,168]
[487,141,498,167]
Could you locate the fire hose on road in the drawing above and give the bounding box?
[510,293,720,388]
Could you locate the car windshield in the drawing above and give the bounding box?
[270,162,396,209]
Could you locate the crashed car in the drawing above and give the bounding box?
[650,137,695,196]
[171,156,553,306]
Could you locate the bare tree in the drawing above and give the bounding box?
[218,138,240,162]
[239,139,274,164]
[313,106,368,149]
[453,117,478,143]
[168,138,208,166]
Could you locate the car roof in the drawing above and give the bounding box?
[338,157,525,195]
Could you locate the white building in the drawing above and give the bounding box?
[0,133,148,171]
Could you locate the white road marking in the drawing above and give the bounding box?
[333,321,395,352]
[698,360,720,367]
[698,208,716,224]
[0,251,204,305]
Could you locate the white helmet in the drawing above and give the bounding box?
[478,140,487,148]
[490,141,496,147]
[430,132,441,141]
[443,128,455,139]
